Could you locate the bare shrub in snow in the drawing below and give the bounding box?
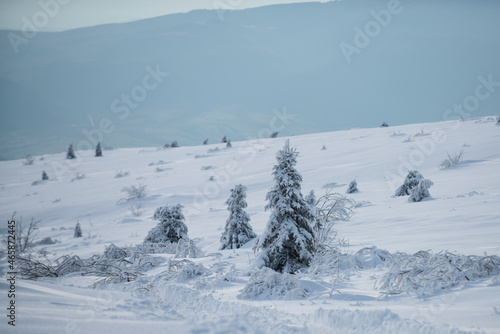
[175,239,204,258]
[255,143,315,274]
[220,184,256,250]
[394,170,423,197]
[376,251,500,296]
[439,151,464,169]
[115,170,129,178]
[314,190,355,248]
[408,179,433,202]
[121,183,147,201]
[129,203,145,217]
[144,204,189,244]
[71,172,86,182]
[24,154,35,165]
[239,267,306,300]
[346,179,359,193]
[5,216,41,253]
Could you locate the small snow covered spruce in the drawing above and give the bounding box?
[144,204,189,243]
[42,171,49,181]
[74,222,82,238]
[408,179,433,202]
[220,184,256,250]
[66,144,76,159]
[95,141,102,157]
[394,170,423,197]
[255,142,316,274]
[346,179,358,193]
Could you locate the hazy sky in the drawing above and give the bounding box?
[0,0,328,31]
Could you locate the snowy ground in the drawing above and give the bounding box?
[1,116,499,333]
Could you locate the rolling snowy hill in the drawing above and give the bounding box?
[1,116,499,333]
[1,0,500,160]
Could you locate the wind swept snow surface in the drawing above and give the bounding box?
[1,117,500,333]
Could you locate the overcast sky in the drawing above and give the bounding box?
[0,0,328,31]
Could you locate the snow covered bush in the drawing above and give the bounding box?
[346,179,358,193]
[394,170,423,197]
[239,267,306,300]
[408,179,433,202]
[144,204,189,244]
[42,171,49,181]
[24,154,35,165]
[129,203,145,217]
[175,239,204,258]
[376,251,500,296]
[255,142,315,274]
[439,151,463,169]
[220,184,256,250]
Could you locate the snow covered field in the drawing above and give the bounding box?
[1,116,499,333]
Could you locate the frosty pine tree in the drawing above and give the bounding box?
[95,142,102,157]
[74,222,82,238]
[42,171,49,181]
[255,141,316,274]
[220,184,256,250]
[144,204,188,243]
[66,144,76,159]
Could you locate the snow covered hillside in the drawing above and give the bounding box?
[1,117,500,333]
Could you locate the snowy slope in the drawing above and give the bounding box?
[1,116,500,333]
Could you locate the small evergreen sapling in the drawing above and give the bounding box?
[226,140,232,148]
[221,135,227,143]
[255,142,316,274]
[74,222,82,238]
[66,144,76,159]
[220,184,256,250]
[42,171,49,181]
[203,138,209,145]
[95,142,102,157]
[144,204,189,244]
[394,170,423,197]
[381,122,389,127]
[171,141,179,148]
[346,179,359,193]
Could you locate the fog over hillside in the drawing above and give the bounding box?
[1,0,499,160]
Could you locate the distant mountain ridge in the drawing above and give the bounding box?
[1,0,499,160]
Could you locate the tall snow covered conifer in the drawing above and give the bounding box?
[255,141,315,274]
[220,184,256,250]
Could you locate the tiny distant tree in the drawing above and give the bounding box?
[95,142,102,157]
[164,143,170,148]
[42,171,49,181]
[171,141,179,148]
[66,144,76,159]
[203,138,209,145]
[496,115,500,125]
[270,132,279,138]
[74,222,82,238]
[408,179,433,202]
[144,204,188,243]
[381,122,389,127]
[346,179,359,193]
[394,170,423,197]
[226,140,232,148]
[220,184,256,250]
[221,135,227,143]
[321,145,326,150]
[255,141,315,274]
